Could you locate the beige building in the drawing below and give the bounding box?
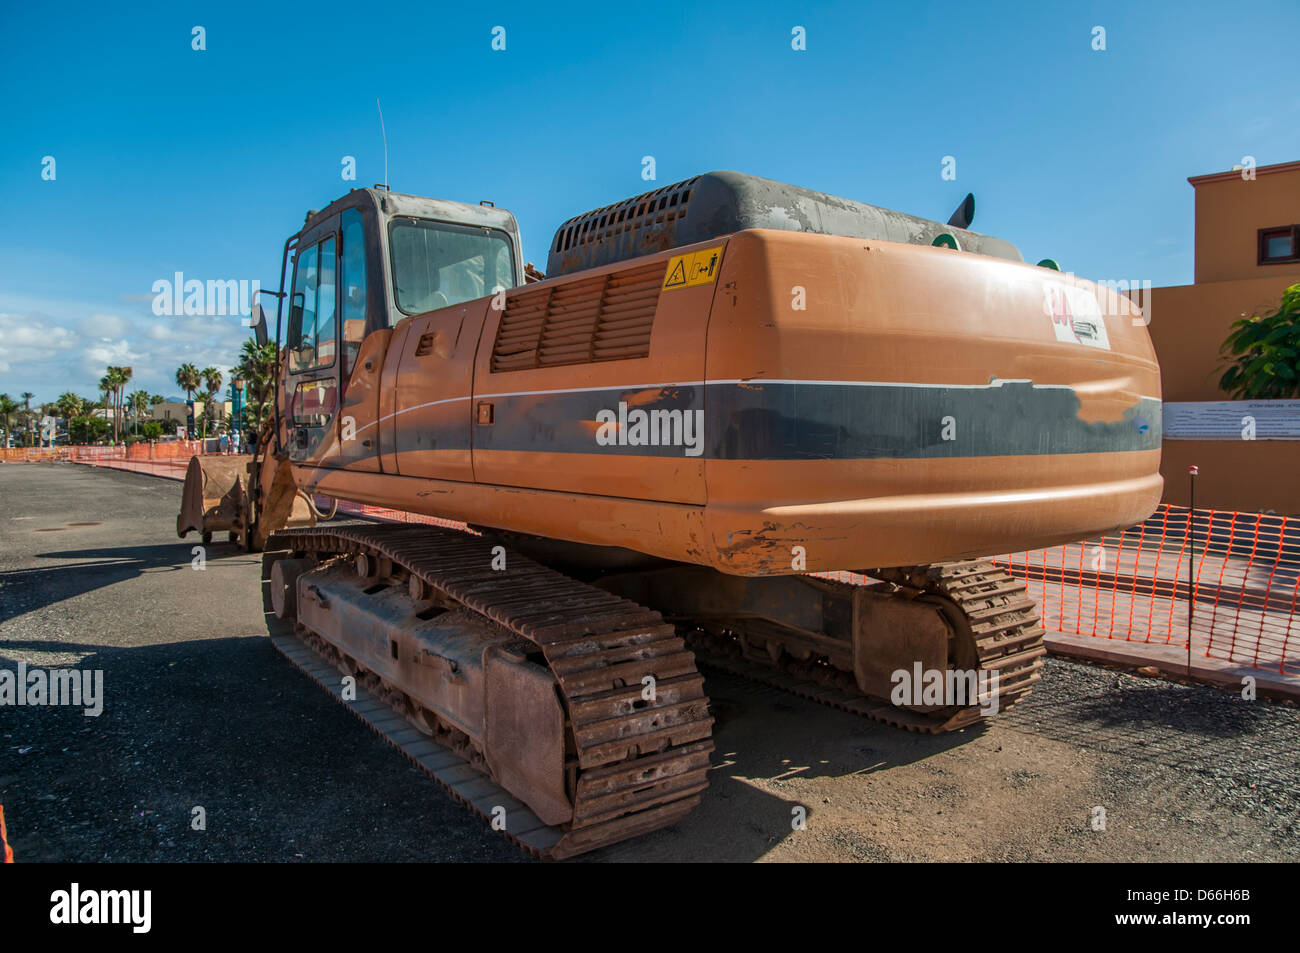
[148,401,191,428]
[189,398,233,425]
[1145,160,1300,512]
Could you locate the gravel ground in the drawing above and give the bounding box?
[2,462,1297,862]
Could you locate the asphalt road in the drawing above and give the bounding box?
[2,462,1297,862]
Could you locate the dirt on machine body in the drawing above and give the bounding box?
[180,171,1162,857]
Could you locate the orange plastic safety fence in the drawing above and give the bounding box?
[0,804,13,863]
[993,504,1299,675]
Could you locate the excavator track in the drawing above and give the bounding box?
[683,560,1046,734]
[261,523,714,860]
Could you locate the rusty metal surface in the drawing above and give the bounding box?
[869,560,1047,716]
[262,522,714,859]
[176,455,252,540]
[291,558,577,826]
[484,645,570,825]
[269,557,313,619]
[547,171,1022,276]
[178,434,315,552]
[613,556,1050,728]
[266,626,566,857]
[852,590,951,700]
[294,563,505,746]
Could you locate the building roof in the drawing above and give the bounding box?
[1188,159,1300,186]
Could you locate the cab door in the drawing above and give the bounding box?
[335,206,388,472]
[284,221,341,465]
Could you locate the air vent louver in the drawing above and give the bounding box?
[491,261,662,372]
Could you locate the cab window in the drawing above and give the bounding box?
[291,378,337,427]
[287,236,337,372]
[389,219,515,316]
[340,209,368,377]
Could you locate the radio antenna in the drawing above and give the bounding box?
[376,97,389,190]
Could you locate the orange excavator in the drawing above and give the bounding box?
[178,172,1162,857]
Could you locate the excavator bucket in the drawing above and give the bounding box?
[178,451,316,549]
[246,449,316,551]
[177,455,253,542]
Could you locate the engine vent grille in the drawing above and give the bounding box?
[551,177,700,258]
[491,261,663,372]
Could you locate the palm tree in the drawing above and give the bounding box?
[175,364,200,401]
[104,368,119,441]
[176,364,200,436]
[201,367,223,436]
[98,375,113,440]
[201,367,223,400]
[56,393,84,444]
[116,367,132,442]
[0,394,16,447]
[18,392,34,446]
[129,391,151,436]
[102,366,133,443]
[125,389,138,436]
[106,368,121,442]
[234,338,279,432]
[193,389,213,438]
[56,393,84,420]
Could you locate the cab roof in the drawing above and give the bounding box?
[302,187,520,238]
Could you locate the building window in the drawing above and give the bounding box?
[1258,225,1300,265]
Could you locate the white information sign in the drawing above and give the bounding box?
[1163,400,1300,440]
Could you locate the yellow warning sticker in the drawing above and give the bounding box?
[662,246,724,290]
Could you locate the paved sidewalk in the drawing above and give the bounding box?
[1043,630,1300,701]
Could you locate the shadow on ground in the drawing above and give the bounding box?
[0,542,252,622]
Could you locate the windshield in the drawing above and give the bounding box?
[389,218,516,315]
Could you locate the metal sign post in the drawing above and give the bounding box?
[1188,465,1198,676]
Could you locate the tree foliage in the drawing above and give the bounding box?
[56,392,85,419]
[1218,284,1300,399]
[0,394,16,444]
[232,338,279,432]
[69,415,110,444]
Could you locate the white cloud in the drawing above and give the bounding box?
[83,338,140,368]
[0,312,80,381]
[78,313,128,338]
[0,303,250,402]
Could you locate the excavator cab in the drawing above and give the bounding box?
[275,188,524,466]
[179,186,526,549]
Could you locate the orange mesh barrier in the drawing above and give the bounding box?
[0,804,12,862]
[1,446,72,462]
[990,505,1299,675]
[3,442,202,467]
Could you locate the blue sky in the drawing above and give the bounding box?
[1,0,1296,403]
